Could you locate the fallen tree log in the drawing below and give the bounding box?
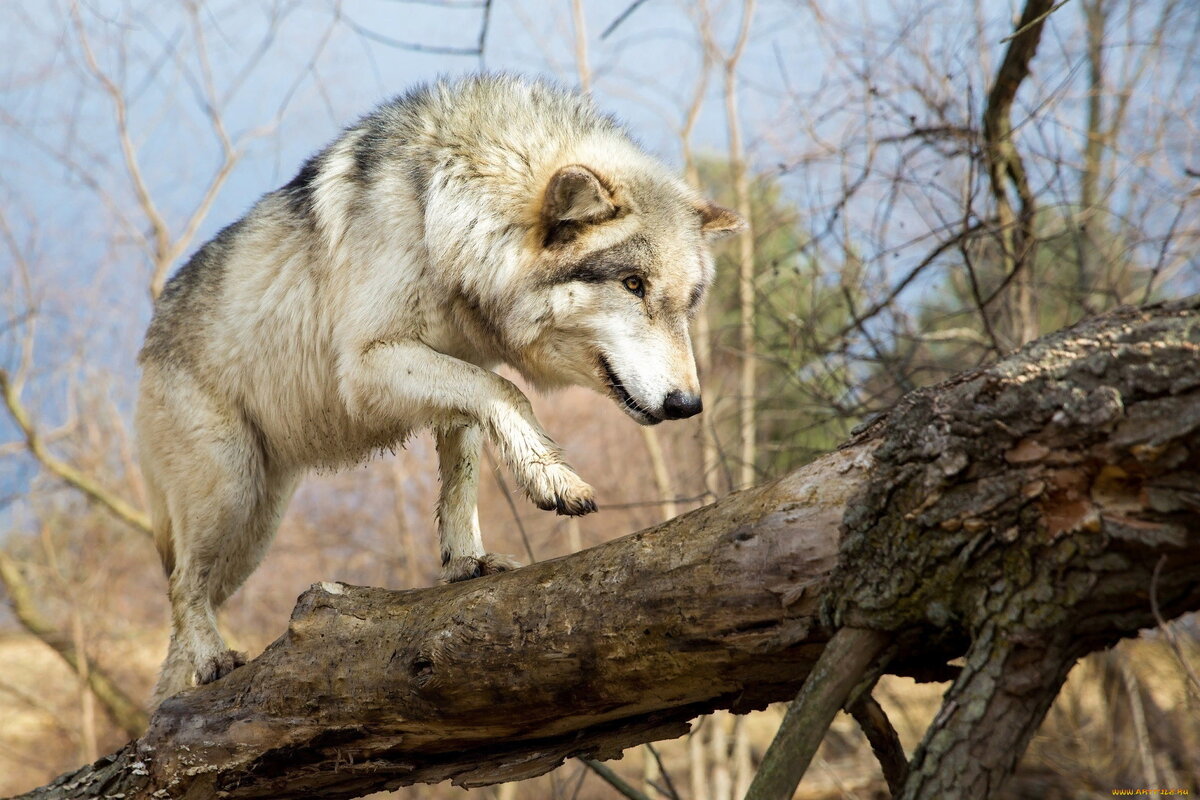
[14,297,1200,800]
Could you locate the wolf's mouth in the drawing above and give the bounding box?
[599,356,662,425]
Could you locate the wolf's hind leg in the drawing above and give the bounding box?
[151,512,248,707]
[153,483,260,706]
[436,423,522,582]
[142,386,282,707]
[165,466,297,700]
[207,468,299,608]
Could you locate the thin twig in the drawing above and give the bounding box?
[1150,555,1200,700]
[477,0,493,67]
[601,0,650,40]
[646,742,682,800]
[341,14,482,56]
[0,368,151,536]
[1000,0,1073,43]
[384,0,485,6]
[71,1,173,289]
[1141,202,1187,304]
[581,759,655,800]
[831,223,986,343]
[1117,654,1159,795]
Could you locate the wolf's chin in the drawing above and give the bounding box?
[598,355,663,425]
[628,408,664,426]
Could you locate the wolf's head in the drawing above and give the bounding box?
[508,162,745,425]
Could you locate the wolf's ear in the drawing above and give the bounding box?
[542,165,617,227]
[698,201,746,240]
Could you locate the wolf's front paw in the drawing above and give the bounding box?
[443,553,524,583]
[529,464,597,516]
[195,649,247,686]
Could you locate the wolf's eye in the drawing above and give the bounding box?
[622,276,645,298]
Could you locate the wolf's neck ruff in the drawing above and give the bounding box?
[136,74,745,707]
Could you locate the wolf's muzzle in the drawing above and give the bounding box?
[661,390,703,420]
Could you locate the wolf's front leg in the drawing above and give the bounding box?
[347,341,597,520]
[435,424,523,582]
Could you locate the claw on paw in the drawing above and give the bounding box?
[195,649,247,686]
[556,494,598,516]
[527,463,596,517]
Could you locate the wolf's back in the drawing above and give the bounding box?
[138,74,641,379]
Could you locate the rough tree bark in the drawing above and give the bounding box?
[14,297,1200,800]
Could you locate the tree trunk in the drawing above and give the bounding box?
[1077,0,1107,311]
[983,0,1054,348]
[16,297,1200,800]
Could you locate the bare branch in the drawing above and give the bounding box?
[477,0,493,66]
[1150,555,1200,701]
[0,368,151,536]
[744,627,891,800]
[0,551,148,738]
[70,1,173,286]
[601,0,651,40]
[847,694,909,797]
[982,0,1054,347]
[340,13,482,56]
[580,760,654,800]
[1000,0,1073,43]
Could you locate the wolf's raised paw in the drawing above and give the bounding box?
[529,464,597,517]
[195,649,247,686]
[443,553,524,583]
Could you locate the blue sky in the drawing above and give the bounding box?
[0,0,822,392]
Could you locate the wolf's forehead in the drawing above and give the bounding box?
[570,229,702,284]
[629,176,695,224]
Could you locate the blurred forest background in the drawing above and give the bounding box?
[2,0,1199,797]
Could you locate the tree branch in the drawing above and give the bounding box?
[0,551,148,738]
[0,368,151,535]
[982,0,1054,347]
[744,626,891,800]
[847,693,909,796]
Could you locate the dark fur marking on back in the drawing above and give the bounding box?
[140,218,245,369]
[353,130,388,187]
[407,161,431,212]
[282,155,321,219]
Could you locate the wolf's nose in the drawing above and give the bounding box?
[662,390,703,420]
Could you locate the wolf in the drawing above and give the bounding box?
[137,74,744,706]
